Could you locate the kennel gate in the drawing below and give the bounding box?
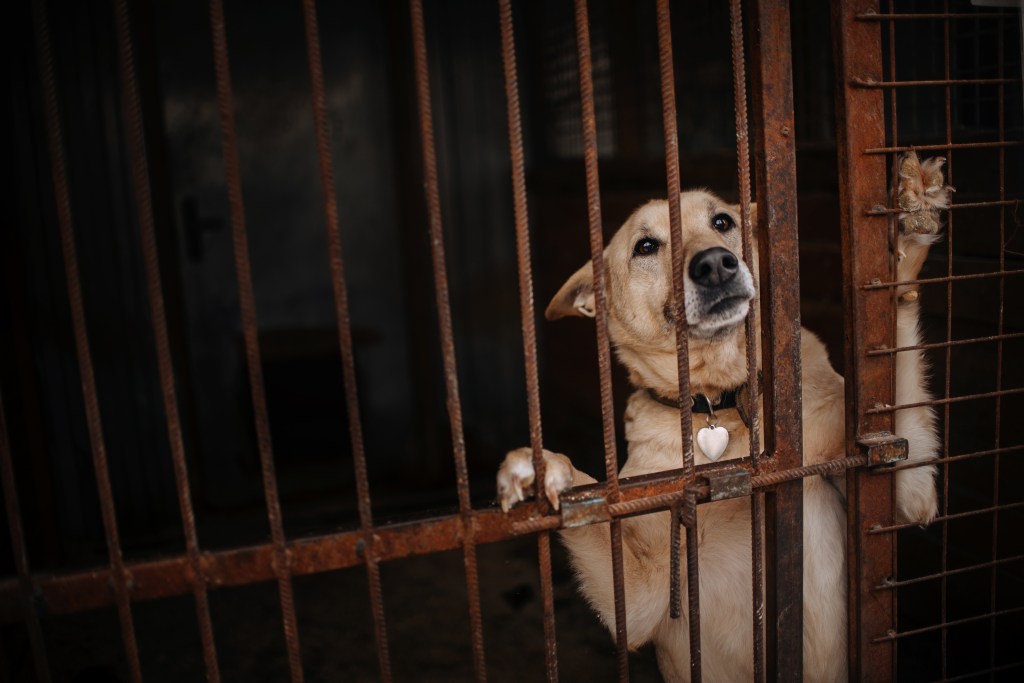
[2,0,1022,681]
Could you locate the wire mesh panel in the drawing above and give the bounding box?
[836,1,1024,681]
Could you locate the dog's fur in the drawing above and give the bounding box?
[497,153,948,681]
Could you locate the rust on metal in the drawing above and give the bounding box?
[857,432,909,467]
[560,488,612,528]
[747,0,804,679]
[705,467,752,502]
[30,1,143,679]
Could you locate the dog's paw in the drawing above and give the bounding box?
[497,447,574,512]
[897,151,953,239]
[895,464,938,526]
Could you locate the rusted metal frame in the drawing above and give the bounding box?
[874,605,1024,642]
[30,1,144,680]
[861,268,1024,289]
[874,553,1024,591]
[495,1,558,680]
[0,392,51,681]
[653,3,703,678]
[207,2,304,680]
[0,453,878,624]
[832,1,899,680]
[408,1,488,679]
[747,0,804,679]
[572,1,629,679]
[866,331,1024,356]
[299,1,393,680]
[728,0,765,675]
[111,2,222,680]
[989,19,1008,676]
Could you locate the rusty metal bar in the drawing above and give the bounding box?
[856,12,1018,20]
[207,1,304,680]
[866,332,1024,357]
[728,1,764,675]
[873,553,1024,591]
[851,76,1019,88]
[833,0,898,680]
[30,1,144,680]
[299,1,393,680]
[869,500,1024,535]
[864,140,1023,154]
[0,452,880,624]
[496,1,559,680]
[111,1,222,680]
[0,391,51,681]
[865,199,1021,213]
[865,386,1024,413]
[408,1,488,679]
[862,268,1024,289]
[873,606,1024,642]
[572,0,629,678]
[654,0,694,477]
[888,444,1024,472]
[747,0,804,679]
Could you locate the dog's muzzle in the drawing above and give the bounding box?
[683,247,756,337]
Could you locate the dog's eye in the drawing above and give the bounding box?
[633,237,660,256]
[712,213,736,232]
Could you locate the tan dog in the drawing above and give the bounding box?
[497,153,948,681]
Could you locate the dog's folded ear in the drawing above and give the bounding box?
[545,260,596,320]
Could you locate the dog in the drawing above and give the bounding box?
[496,152,947,681]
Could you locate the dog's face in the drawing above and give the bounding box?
[546,191,757,391]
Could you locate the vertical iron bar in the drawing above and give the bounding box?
[408,1,488,679]
[0,391,51,682]
[747,0,804,680]
[654,0,694,476]
[206,2,304,681]
[299,1,393,680]
[111,1,222,679]
[30,2,144,680]
[684,491,702,683]
[572,1,629,679]
[729,1,764,678]
[832,1,898,680]
[495,1,559,680]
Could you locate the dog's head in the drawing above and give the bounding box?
[546,190,757,394]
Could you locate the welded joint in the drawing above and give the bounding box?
[857,431,909,466]
[704,466,751,501]
[560,488,611,528]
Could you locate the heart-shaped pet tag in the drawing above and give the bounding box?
[696,425,729,462]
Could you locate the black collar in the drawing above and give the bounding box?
[645,371,762,426]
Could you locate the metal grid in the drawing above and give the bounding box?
[836,1,1024,681]
[2,0,1020,681]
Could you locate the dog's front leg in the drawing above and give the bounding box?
[496,447,591,512]
[889,151,951,525]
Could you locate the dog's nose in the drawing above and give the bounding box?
[689,247,739,287]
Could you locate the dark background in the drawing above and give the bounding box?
[2,0,1023,681]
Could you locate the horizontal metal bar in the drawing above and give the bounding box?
[936,660,1024,683]
[864,140,1024,154]
[869,501,1024,535]
[865,386,1024,414]
[889,444,1024,472]
[852,76,1020,88]
[0,451,879,623]
[874,553,1024,591]
[856,12,1019,21]
[865,199,1023,215]
[861,268,1024,291]
[872,605,1024,642]
[866,332,1024,357]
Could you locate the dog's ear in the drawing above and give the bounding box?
[545,260,595,320]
